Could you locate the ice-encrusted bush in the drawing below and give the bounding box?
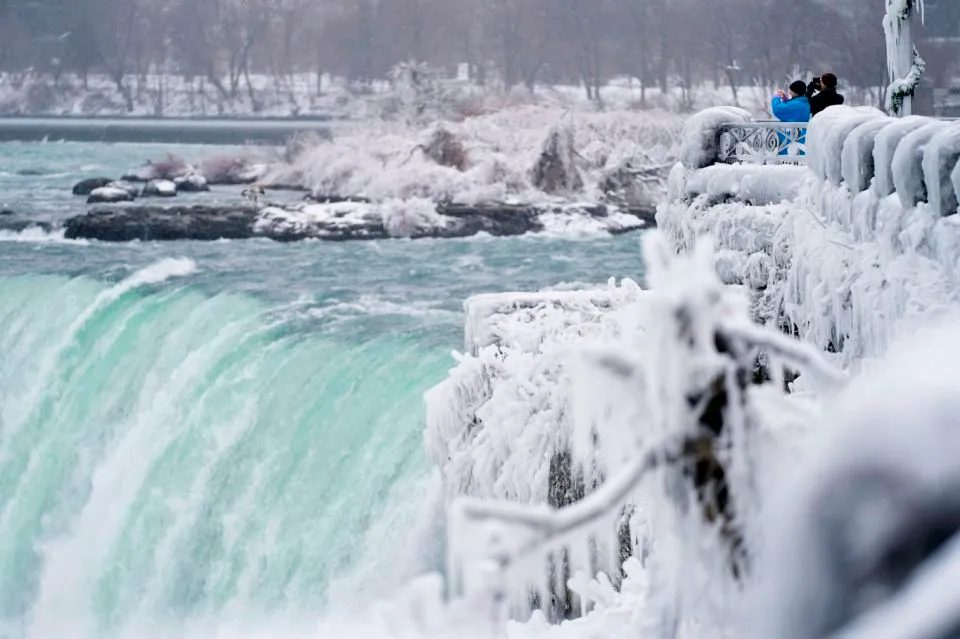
[263,105,683,205]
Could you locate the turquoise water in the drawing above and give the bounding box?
[0,142,647,637]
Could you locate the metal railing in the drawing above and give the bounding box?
[718,121,809,165]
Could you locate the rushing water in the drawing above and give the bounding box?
[0,141,647,638]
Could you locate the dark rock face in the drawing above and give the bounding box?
[63,202,654,242]
[72,177,113,196]
[65,205,257,242]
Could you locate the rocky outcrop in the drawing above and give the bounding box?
[63,202,655,242]
[65,205,256,241]
[72,177,113,195]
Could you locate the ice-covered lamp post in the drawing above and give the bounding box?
[884,0,926,117]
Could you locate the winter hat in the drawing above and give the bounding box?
[789,80,807,96]
[821,72,838,88]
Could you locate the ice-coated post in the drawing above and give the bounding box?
[884,0,926,117]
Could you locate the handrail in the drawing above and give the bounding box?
[718,121,809,165]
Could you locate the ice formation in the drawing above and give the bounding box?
[883,0,926,116]
[922,124,960,217]
[678,106,752,170]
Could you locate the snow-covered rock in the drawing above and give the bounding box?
[140,179,177,198]
[174,174,210,193]
[71,177,112,196]
[86,186,134,204]
[105,180,141,197]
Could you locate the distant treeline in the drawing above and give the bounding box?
[1,0,957,108]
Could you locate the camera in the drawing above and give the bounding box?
[810,76,822,91]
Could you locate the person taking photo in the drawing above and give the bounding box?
[806,72,845,117]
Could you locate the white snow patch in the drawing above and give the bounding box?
[87,186,134,203]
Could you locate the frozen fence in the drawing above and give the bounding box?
[682,105,960,215]
[718,121,809,165]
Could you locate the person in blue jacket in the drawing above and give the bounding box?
[771,80,811,157]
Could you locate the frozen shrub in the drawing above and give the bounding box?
[531,121,583,195]
[422,127,469,171]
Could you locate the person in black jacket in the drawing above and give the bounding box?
[805,72,845,117]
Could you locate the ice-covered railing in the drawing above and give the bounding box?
[803,107,960,218]
[718,121,809,165]
[680,107,811,169]
[680,105,960,217]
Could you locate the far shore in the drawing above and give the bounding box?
[0,116,341,145]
